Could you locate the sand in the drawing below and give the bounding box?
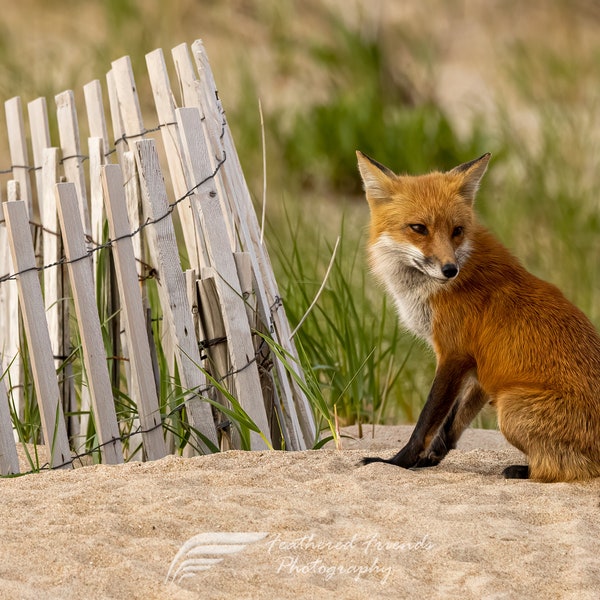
[0,425,598,599]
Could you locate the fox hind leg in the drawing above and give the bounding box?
[498,389,600,482]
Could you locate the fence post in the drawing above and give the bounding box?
[2,182,24,422]
[5,98,33,218]
[41,148,76,442]
[4,97,31,427]
[197,269,237,450]
[109,57,147,278]
[234,252,283,449]
[56,90,95,448]
[55,90,91,238]
[146,48,206,273]
[106,70,126,166]
[134,138,219,452]
[102,164,166,461]
[27,97,51,219]
[84,80,111,161]
[3,200,72,469]
[56,183,124,465]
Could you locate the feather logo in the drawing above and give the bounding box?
[165,531,268,584]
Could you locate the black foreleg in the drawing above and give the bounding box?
[362,357,475,469]
[412,379,489,468]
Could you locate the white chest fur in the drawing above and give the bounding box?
[369,235,438,343]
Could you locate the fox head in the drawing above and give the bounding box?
[356,152,490,284]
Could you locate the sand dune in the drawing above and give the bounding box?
[0,426,598,599]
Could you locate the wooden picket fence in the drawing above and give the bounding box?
[0,40,317,475]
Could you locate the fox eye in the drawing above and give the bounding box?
[409,224,428,235]
[452,226,464,238]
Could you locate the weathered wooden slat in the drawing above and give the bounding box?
[176,107,271,449]
[123,150,159,458]
[184,269,205,457]
[2,182,24,421]
[41,148,77,440]
[88,137,105,253]
[0,178,19,474]
[0,377,19,475]
[27,97,52,215]
[234,252,283,449]
[191,40,316,448]
[122,151,143,279]
[55,182,123,465]
[106,69,126,166]
[55,90,91,238]
[86,120,115,438]
[107,61,149,457]
[83,80,111,159]
[7,181,18,204]
[5,97,33,218]
[78,137,105,451]
[87,127,120,410]
[41,149,62,360]
[0,213,12,373]
[145,48,205,273]
[107,60,145,405]
[134,138,218,452]
[102,164,166,461]
[172,44,238,253]
[111,56,144,145]
[197,268,239,451]
[0,220,9,373]
[3,200,72,469]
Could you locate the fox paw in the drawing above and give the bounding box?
[361,453,418,469]
[502,464,529,479]
[412,454,443,469]
[361,456,387,466]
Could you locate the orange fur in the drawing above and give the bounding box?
[357,151,600,482]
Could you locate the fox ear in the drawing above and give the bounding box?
[356,151,396,202]
[449,153,491,204]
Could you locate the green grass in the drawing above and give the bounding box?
[475,41,600,325]
[235,9,490,195]
[265,201,433,425]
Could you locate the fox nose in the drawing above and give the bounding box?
[441,263,458,279]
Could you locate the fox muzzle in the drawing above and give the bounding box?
[441,263,459,279]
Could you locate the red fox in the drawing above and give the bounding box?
[357,150,600,482]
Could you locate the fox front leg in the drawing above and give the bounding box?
[412,379,488,468]
[362,357,475,469]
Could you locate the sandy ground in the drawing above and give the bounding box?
[0,425,598,599]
